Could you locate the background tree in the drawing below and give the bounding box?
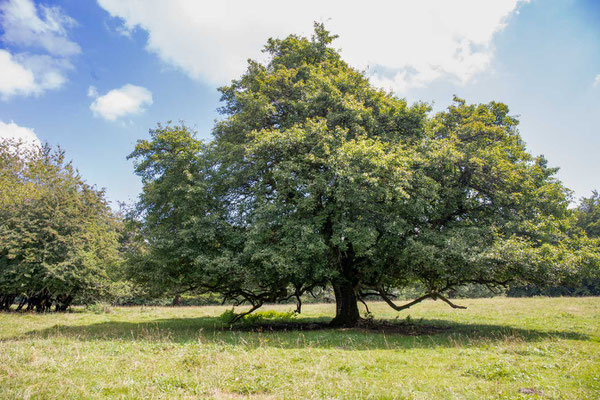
[129,24,582,326]
[569,192,600,293]
[0,139,123,311]
[507,191,600,297]
[576,191,600,238]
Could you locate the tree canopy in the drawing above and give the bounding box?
[576,191,600,238]
[0,140,123,311]
[128,24,586,326]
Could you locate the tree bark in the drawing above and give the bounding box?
[172,294,182,306]
[330,280,360,327]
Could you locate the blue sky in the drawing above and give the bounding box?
[0,0,598,207]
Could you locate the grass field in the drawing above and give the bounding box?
[0,297,599,399]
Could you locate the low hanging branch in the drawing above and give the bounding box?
[377,287,467,311]
[378,290,432,311]
[436,293,467,309]
[230,302,263,323]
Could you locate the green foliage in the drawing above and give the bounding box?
[576,190,600,238]
[218,308,237,324]
[507,191,600,297]
[0,139,123,311]
[128,23,587,326]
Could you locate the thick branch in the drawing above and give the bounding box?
[379,290,432,311]
[435,293,467,309]
[379,288,468,312]
[230,303,263,323]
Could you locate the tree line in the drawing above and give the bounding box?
[1,24,599,325]
[0,141,123,311]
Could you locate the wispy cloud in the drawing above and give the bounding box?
[89,84,153,121]
[594,74,600,87]
[0,0,79,99]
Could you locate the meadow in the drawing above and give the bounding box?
[0,297,599,399]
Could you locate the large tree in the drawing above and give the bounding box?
[129,24,578,326]
[0,140,123,311]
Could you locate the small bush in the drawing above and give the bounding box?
[244,310,297,324]
[218,308,237,324]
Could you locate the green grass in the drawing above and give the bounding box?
[1,297,599,399]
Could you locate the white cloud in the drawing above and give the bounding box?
[0,49,36,98]
[0,120,41,148]
[97,0,527,93]
[594,75,600,87]
[90,84,153,121]
[0,50,74,99]
[0,0,79,99]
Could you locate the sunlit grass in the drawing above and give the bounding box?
[1,297,599,399]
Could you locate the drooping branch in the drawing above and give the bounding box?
[435,293,467,309]
[230,302,263,323]
[377,287,467,312]
[378,289,432,311]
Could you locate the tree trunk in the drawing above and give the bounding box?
[0,294,15,310]
[16,297,27,311]
[330,281,360,327]
[55,294,73,312]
